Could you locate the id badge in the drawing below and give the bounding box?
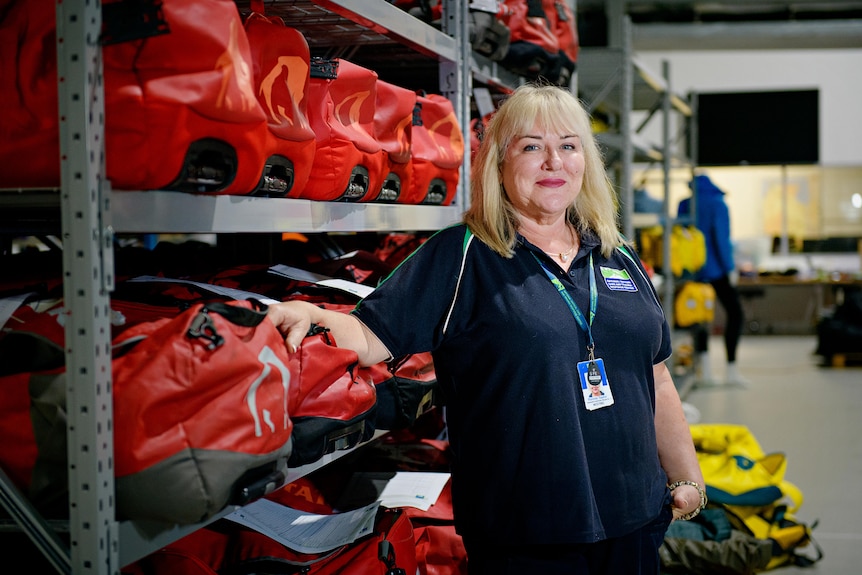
[578,358,614,411]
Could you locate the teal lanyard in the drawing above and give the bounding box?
[533,251,598,360]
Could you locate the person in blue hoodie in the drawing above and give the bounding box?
[678,173,749,386]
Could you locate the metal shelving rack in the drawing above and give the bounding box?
[576,14,695,372]
[104,0,471,235]
[0,1,505,573]
[577,19,693,242]
[578,10,693,397]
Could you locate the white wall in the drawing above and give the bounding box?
[634,49,862,167]
[629,48,862,275]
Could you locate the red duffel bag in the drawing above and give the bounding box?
[403,92,464,205]
[126,506,416,575]
[1,297,296,525]
[103,0,272,195]
[410,481,469,575]
[498,0,562,82]
[286,318,378,468]
[370,79,416,203]
[0,0,60,189]
[112,299,295,524]
[121,524,231,575]
[299,57,387,202]
[543,0,579,86]
[0,0,274,195]
[359,352,438,432]
[243,1,317,197]
[0,299,67,517]
[226,507,416,575]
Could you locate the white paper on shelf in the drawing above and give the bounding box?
[338,471,451,512]
[268,264,375,299]
[378,472,450,511]
[0,292,35,330]
[225,499,380,555]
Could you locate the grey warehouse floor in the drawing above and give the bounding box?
[680,334,862,574]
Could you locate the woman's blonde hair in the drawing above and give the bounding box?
[463,83,624,258]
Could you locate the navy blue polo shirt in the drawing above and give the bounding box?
[352,223,672,545]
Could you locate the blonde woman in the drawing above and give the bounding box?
[268,83,705,574]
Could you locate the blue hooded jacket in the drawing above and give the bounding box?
[677,174,735,282]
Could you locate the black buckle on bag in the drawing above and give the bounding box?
[307,323,333,345]
[187,309,224,350]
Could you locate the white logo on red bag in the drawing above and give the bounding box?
[261,56,311,129]
[216,19,258,113]
[428,111,465,164]
[246,345,291,436]
[335,90,374,137]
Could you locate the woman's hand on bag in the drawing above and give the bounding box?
[266,301,314,354]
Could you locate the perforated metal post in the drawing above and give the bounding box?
[56,0,118,573]
[440,0,471,210]
[661,60,675,331]
[620,15,634,240]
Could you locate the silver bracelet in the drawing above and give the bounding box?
[668,480,708,521]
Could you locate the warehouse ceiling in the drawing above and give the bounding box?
[576,0,862,49]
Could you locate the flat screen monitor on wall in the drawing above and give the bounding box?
[693,89,819,166]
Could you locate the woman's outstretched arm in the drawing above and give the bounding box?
[266,300,391,367]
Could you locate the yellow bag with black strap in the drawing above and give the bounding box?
[689,423,823,570]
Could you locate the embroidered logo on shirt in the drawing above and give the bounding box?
[600,267,638,292]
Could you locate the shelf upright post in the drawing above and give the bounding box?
[569,0,578,94]
[689,91,699,220]
[620,14,635,240]
[56,0,118,573]
[661,60,676,330]
[440,0,471,211]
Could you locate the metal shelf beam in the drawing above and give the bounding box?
[111,192,462,234]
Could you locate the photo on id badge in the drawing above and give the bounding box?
[578,358,614,410]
